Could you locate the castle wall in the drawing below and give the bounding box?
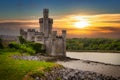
[45,37,52,55]
[20,29,27,39]
[62,30,66,55]
[26,29,35,41]
[55,38,65,56]
[45,36,66,56]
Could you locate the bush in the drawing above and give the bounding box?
[8,36,45,55]
[8,42,20,49]
[8,41,44,55]
[19,44,35,55]
[28,43,44,53]
[8,42,35,55]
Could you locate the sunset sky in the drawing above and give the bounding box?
[0,0,120,38]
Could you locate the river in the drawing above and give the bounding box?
[66,52,120,65]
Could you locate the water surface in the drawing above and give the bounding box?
[67,52,120,65]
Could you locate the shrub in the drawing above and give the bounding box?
[8,42,20,49]
[9,36,45,55]
[29,43,44,53]
[8,42,35,55]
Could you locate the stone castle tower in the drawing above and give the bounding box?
[20,9,66,56]
[39,9,53,37]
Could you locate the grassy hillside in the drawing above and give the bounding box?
[0,49,57,80]
[67,38,120,52]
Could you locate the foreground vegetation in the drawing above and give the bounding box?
[0,36,45,55]
[67,38,120,52]
[0,49,58,80]
[0,37,59,80]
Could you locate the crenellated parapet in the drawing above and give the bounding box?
[27,29,35,32]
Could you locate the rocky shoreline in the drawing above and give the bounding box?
[30,67,119,80]
[12,54,78,62]
[12,54,120,80]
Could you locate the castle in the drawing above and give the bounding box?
[20,9,66,56]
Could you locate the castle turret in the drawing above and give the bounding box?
[39,9,53,37]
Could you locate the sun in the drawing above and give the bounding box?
[74,20,90,28]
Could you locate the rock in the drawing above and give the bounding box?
[31,67,119,80]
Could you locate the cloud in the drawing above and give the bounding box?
[52,26,120,38]
[53,13,120,29]
[0,13,120,38]
[0,21,39,36]
[100,21,120,23]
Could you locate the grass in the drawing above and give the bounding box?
[0,49,57,80]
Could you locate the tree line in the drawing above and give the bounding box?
[66,38,120,52]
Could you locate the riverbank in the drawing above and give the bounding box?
[1,50,120,80]
[27,67,119,80]
[57,60,120,78]
[12,53,120,79]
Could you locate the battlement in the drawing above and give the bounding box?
[35,32,44,35]
[52,30,66,39]
[56,36,63,38]
[27,29,35,32]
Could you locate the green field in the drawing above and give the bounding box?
[0,49,56,80]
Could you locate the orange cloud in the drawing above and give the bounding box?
[53,13,120,29]
[0,13,120,38]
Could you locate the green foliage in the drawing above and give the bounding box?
[67,38,120,52]
[19,36,27,44]
[8,41,44,55]
[28,42,45,53]
[8,42,36,55]
[8,42,20,49]
[0,49,55,80]
[0,38,3,49]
